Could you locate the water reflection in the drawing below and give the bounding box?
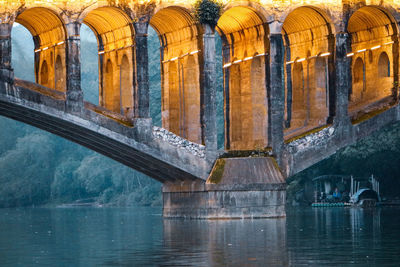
[0,207,399,266]
[163,218,287,266]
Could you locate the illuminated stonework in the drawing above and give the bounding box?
[2,0,400,219]
[1,0,400,149]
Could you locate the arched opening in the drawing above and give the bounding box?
[353,57,364,84]
[216,6,269,150]
[13,7,67,91]
[291,62,305,129]
[81,23,99,105]
[148,26,162,127]
[185,55,200,141]
[11,23,34,82]
[82,7,135,115]
[150,7,202,143]
[105,59,117,112]
[40,60,49,86]
[230,63,242,143]
[251,56,267,146]
[168,61,179,134]
[378,52,390,77]
[347,6,398,114]
[314,57,329,125]
[55,55,63,91]
[282,6,334,139]
[352,57,365,103]
[120,55,132,115]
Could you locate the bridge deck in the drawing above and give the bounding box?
[0,79,214,183]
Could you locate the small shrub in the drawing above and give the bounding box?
[193,0,224,28]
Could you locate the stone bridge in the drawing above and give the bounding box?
[1,0,400,218]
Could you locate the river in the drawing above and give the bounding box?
[0,206,399,266]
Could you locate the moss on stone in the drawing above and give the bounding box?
[219,148,272,158]
[285,125,329,144]
[207,158,226,184]
[351,105,392,125]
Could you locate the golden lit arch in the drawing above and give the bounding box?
[217,6,269,150]
[83,7,135,52]
[347,6,398,115]
[14,7,67,91]
[82,7,135,114]
[282,6,334,137]
[150,6,202,143]
[15,7,66,48]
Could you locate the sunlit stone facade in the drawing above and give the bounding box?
[1,0,400,148]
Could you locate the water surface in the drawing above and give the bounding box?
[0,206,399,266]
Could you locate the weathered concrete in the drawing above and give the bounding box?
[163,157,286,219]
[65,21,83,113]
[134,21,150,119]
[200,24,218,155]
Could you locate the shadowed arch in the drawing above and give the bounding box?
[14,7,67,91]
[40,60,49,86]
[378,52,390,77]
[120,54,132,115]
[55,55,63,91]
[217,6,269,150]
[150,7,202,143]
[82,7,135,115]
[105,59,118,112]
[282,6,334,138]
[347,6,398,115]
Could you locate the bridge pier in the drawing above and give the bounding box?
[162,157,286,219]
[65,21,83,113]
[0,24,13,84]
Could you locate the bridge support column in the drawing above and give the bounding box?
[201,24,218,156]
[268,32,285,164]
[162,157,286,219]
[334,33,351,126]
[0,23,13,85]
[132,20,152,143]
[65,21,83,113]
[133,21,150,119]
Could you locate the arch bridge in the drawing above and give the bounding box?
[1,0,400,218]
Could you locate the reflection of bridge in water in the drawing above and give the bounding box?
[1,1,400,218]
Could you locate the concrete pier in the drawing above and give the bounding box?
[163,158,286,219]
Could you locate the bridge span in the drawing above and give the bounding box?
[1,0,400,218]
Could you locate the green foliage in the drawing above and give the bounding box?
[193,0,224,27]
[288,121,400,201]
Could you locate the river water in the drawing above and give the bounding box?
[0,206,399,266]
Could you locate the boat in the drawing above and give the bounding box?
[311,174,381,207]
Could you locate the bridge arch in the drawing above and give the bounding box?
[216,6,269,150]
[150,6,202,143]
[347,6,399,116]
[82,6,135,114]
[282,6,335,139]
[13,7,67,92]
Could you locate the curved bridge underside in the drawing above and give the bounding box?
[0,79,213,183]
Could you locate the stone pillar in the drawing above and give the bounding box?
[201,24,217,154]
[333,33,351,125]
[133,21,150,119]
[65,21,83,112]
[0,23,13,83]
[268,33,285,162]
